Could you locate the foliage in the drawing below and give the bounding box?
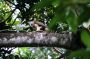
[4,47,59,59]
[0,0,90,59]
[81,30,90,48]
[67,49,90,59]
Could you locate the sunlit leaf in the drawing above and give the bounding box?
[81,30,90,48]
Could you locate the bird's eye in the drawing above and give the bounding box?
[28,21,34,26]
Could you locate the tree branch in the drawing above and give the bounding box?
[0,31,85,50]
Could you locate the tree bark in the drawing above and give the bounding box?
[0,31,85,50]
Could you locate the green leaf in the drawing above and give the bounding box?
[78,7,90,25]
[81,30,90,48]
[48,4,67,31]
[48,16,59,31]
[71,0,90,3]
[0,0,3,2]
[64,0,90,4]
[51,0,61,8]
[55,4,66,22]
[66,8,78,32]
[67,50,90,59]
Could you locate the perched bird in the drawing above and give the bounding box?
[28,20,48,31]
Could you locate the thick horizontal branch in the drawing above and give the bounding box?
[0,31,85,50]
